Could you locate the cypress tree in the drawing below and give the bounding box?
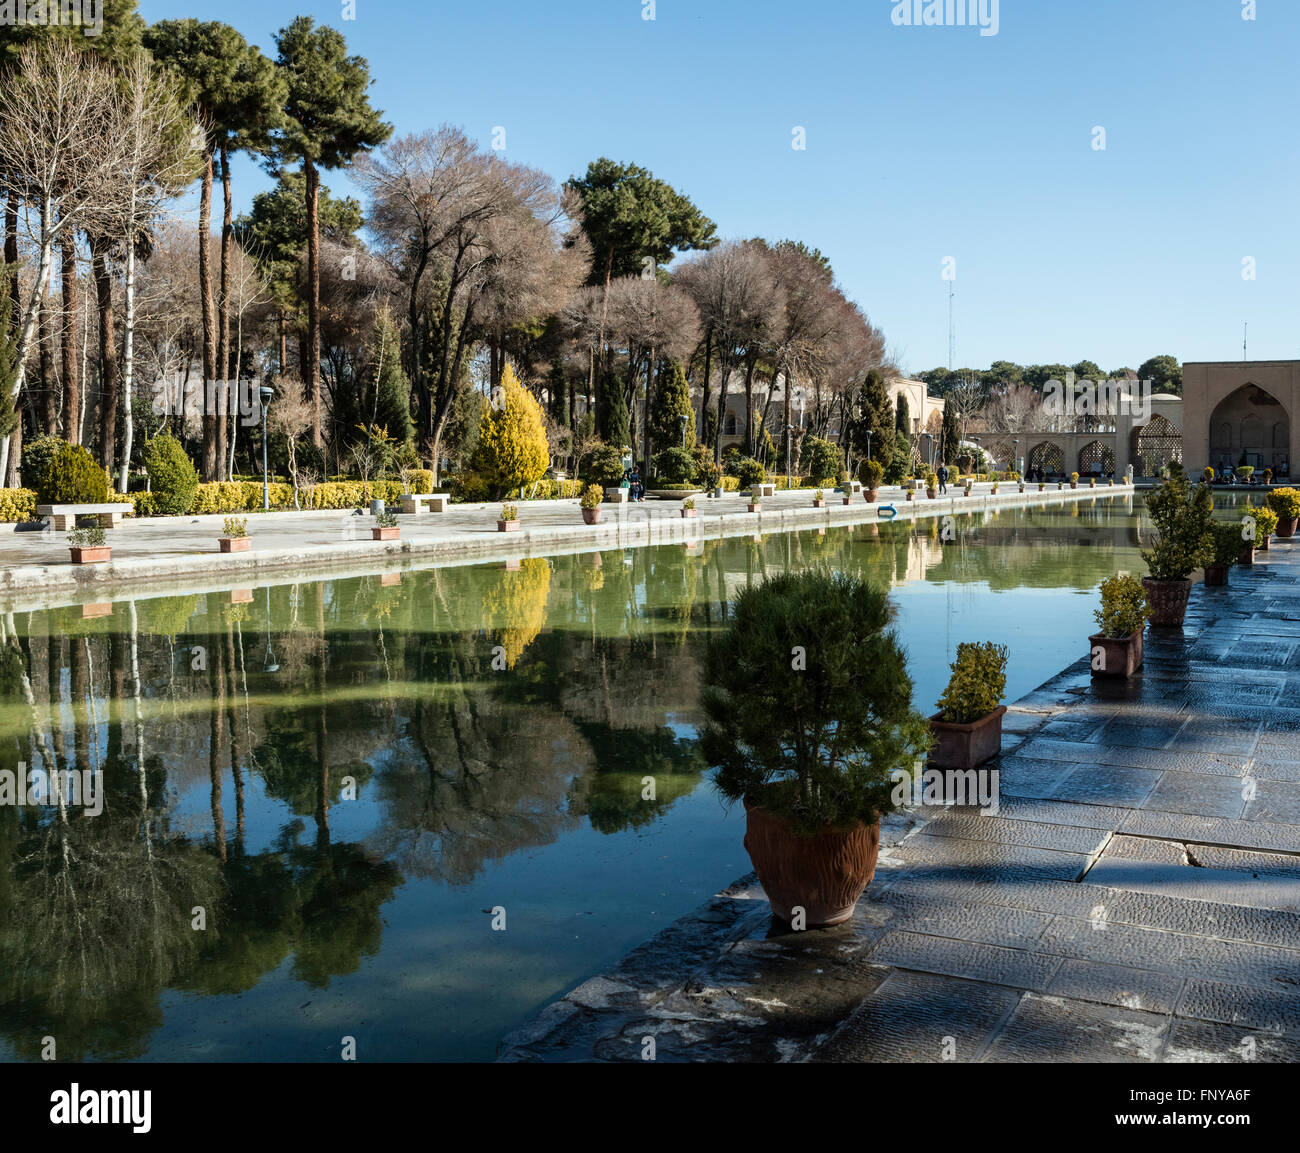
[650,359,695,454]
[895,393,910,435]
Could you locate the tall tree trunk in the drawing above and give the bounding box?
[278,309,288,377]
[39,296,55,434]
[119,243,136,492]
[699,328,713,453]
[92,239,119,475]
[59,230,78,442]
[303,157,323,448]
[216,143,232,472]
[198,148,218,481]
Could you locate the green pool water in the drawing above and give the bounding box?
[0,492,1249,1061]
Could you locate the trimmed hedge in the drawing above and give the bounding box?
[0,488,37,523]
[145,433,200,515]
[47,443,108,504]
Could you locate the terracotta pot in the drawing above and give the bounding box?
[1070,481,1078,489]
[1018,484,1025,493]
[929,705,1006,770]
[1142,577,1192,626]
[1258,535,1271,552]
[926,488,937,499]
[905,491,914,501]
[748,503,762,513]
[219,536,251,552]
[1238,545,1255,566]
[498,519,520,532]
[69,547,110,564]
[865,488,879,502]
[742,800,881,927]
[582,507,602,524]
[1276,516,1298,538]
[812,499,826,508]
[841,495,852,505]
[1203,564,1230,587]
[1089,630,1144,678]
[1038,484,1045,491]
[681,508,697,518]
[372,526,399,540]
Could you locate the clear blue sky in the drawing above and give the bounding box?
[139,0,1299,376]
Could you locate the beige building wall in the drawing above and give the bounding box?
[1183,360,1297,477]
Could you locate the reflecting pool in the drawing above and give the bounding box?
[0,493,1251,1060]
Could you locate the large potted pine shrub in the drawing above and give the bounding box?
[860,459,884,502]
[1266,487,1300,538]
[929,642,1008,769]
[1089,574,1150,678]
[1204,521,1242,587]
[702,572,930,928]
[1140,466,1213,626]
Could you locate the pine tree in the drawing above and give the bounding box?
[471,364,549,498]
[650,359,695,455]
[601,377,631,452]
[895,393,910,435]
[942,402,961,467]
[856,369,894,473]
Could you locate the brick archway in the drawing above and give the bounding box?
[1208,383,1289,476]
[1028,441,1063,477]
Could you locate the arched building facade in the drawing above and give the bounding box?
[1183,360,1296,479]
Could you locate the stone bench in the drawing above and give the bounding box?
[37,503,129,530]
[398,493,450,514]
[756,482,776,498]
[604,487,630,503]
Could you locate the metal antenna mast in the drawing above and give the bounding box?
[948,281,955,371]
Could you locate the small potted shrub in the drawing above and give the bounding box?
[1264,468,1273,485]
[498,503,520,532]
[1038,478,1046,492]
[905,479,915,502]
[1057,477,1065,490]
[1089,574,1150,678]
[1248,505,1278,552]
[372,510,400,540]
[963,478,973,497]
[929,642,1008,770]
[1141,469,1213,626]
[68,524,110,565]
[990,472,1000,495]
[1088,476,1096,488]
[1202,466,1215,484]
[748,488,763,513]
[1266,487,1300,538]
[681,496,697,519]
[812,489,826,509]
[702,572,931,927]
[926,472,938,499]
[219,515,251,552]
[1236,465,1254,483]
[580,484,604,524]
[1204,521,1243,587]
[861,459,883,502]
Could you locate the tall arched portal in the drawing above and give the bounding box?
[1208,383,1289,476]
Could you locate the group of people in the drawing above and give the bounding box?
[621,467,646,501]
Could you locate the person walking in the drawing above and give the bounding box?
[937,463,948,495]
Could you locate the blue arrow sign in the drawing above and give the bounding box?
[877,504,898,519]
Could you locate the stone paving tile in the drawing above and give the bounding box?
[1243,780,1300,825]
[1103,835,1187,864]
[815,971,1022,1063]
[1093,718,1187,748]
[981,994,1169,1062]
[1191,842,1300,880]
[1165,1018,1300,1062]
[992,755,1079,799]
[1119,807,1300,853]
[866,930,1062,992]
[1100,888,1300,951]
[1144,770,1250,818]
[1048,764,1163,807]
[995,795,1132,829]
[1082,857,1300,913]
[886,833,1092,884]
[1250,761,1300,783]
[1177,979,1300,1039]
[1037,716,1108,742]
[1013,736,1250,774]
[919,812,1111,855]
[1167,721,1261,756]
[864,887,1055,950]
[879,873,1103,920]
[1038,916,1300,988]
[1045,959,1185,1015]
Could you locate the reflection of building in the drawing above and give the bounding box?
[1183,361,1294,477]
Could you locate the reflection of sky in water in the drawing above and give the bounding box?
[0,495,1250,1062]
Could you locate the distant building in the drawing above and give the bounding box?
[1183,360,1293,477]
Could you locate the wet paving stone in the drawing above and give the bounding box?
[867,930,1062,992]
[1167,721,1261,756]
[1243,780,1300,825]
[995,796,1132,829]
[888,834,1092,884]
[981,994,1169,1062]
[920,813,1111,855]
[865,888,1055,950]
[1046,959,1185,1015]
[1120,808,1300,853]
[1048,764,1162,807]
[1177,979,1300,1038]
[814,971,1022,1063]
[1082,856,1300,912]
[1094,718,1187,748]
[1144,771,1250,818]
[1165,1019,1300,1062]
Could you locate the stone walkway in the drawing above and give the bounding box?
[499,540,1300,1063]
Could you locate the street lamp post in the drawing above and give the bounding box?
[865,429,873,460]
[259,384,273,511]
[678,413,688,449]
[1013,437,1020,477]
